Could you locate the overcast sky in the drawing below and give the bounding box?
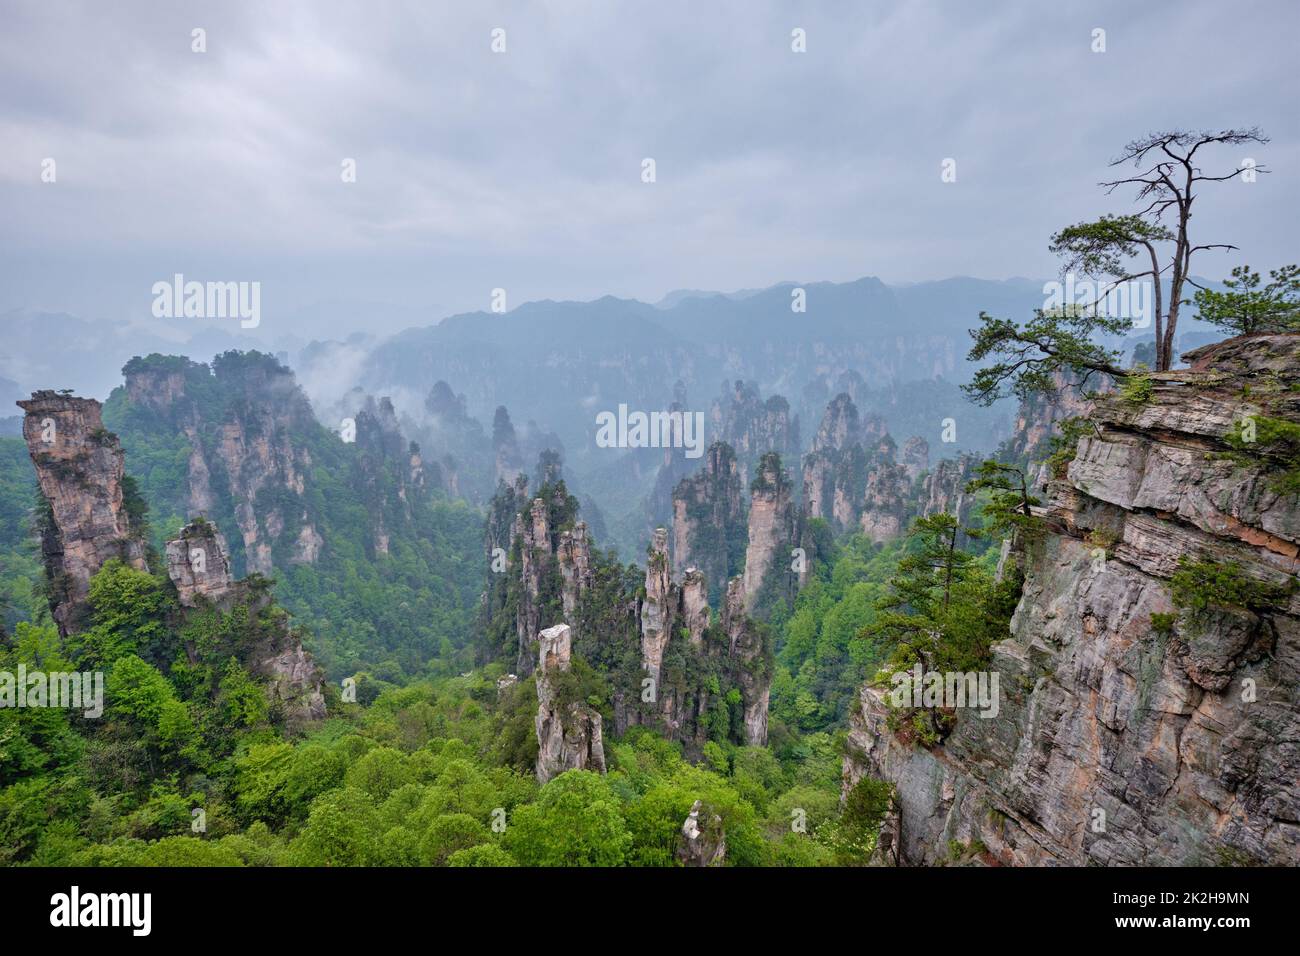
[1,0,1296,341]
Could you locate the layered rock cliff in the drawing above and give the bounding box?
[800,393,927,542]
[18,391,149,635]
[534,623,607,784]
[709,380,800,486]
[165,518,326,726]
[115,353,324,576]
[16,390,327,728]
[742,452,796,614]
[670,441,745,601]
[844,335,1300,866]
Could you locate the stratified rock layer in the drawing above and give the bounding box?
[742,452,795,613]
[164,519,326,727]
[534,623,606,784]
[18,392,148,635]
[844,335,1300,866]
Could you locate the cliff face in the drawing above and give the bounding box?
[918,453,979,531]
[629,532,773,749]
[709,380,800,486]
[118,355,324,576]
[670,441,745,600]
[16,391,327,728]
[352,394,437,555]
[742,452,796,614]
[486,476,591,678]
[513,496,552,676]
[165,519,326,726]
[723,577,772,746]
[534,623,606,784]
[800,393,926,542]
[640,528,674,686]
[164,518,235,608]
[844,335,1300,866]
[18,391,149,635]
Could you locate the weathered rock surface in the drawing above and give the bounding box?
[556,521,594,620]
[640,528,674,685]
[670,441,745,597]
[844,335,1300,866]
[119,355,324,577]
[18,392,149,635]
[918,453,979,531]
[534,623,606,784]
[801,392,930,542]
[513,496,551,676]
[742,452,795,613]
[677,799,727,866]
[724,577,772,746]
[164,519,326,727]
[165,519,236,608]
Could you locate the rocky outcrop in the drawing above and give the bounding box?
[164,519,326,727]
[117,353,323,577]
[18,391,148,635]
[514,496,551,676]
[680,569,710,649]
[918,453,979,531]
[625,532,772,749]
[640,528,674,685]
[486,477,588,677]
[742,452,795,614]
[723,577,772,746]
[556,521,594,620]
[353,394,436,555]
[709,381,800,486]
[534,623,606,784]
[801,393,926,542]
[670,441,744,600]
[677,800,726,866]
[165,518,236,608]
[901,436,929,482]
[844,335,1300,866]
[859,460,913,543]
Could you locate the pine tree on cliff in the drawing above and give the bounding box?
[1193,264,1300,336]
[965,127,1270,399]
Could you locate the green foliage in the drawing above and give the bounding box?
[1043,417,1097,479]
[1222,413,1300,496]
[289,787,381,866]
[503,771,632,867]
[963,309,1129,407]
[1170,558,1294,617]
[1194,264,1300,336]
[447,843,517,867]
[103,354,485,683]
[75,560,173,669]
[964,460,1041,540]
[1118,366,1155,404]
